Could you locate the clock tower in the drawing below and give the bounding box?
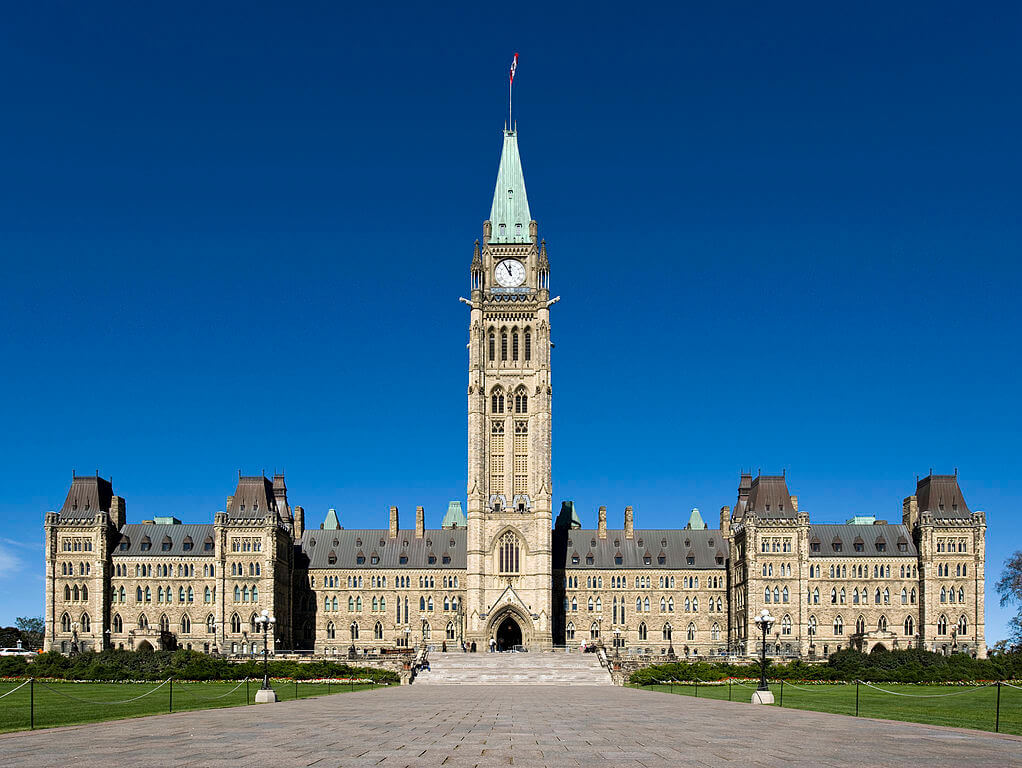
[463,128,555,650]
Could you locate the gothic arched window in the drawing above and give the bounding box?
[524,329,531,361]
[488,330,495,361]
[904,615,914,636]
[514,389,528,414]
[375,621,384,640]
[498,531,520,574]
[855,615,865,635]
[937,615,948,635]
[491,388,504,414]
[326,621,335,639]
[230,613,241,633]
[61,612,71,632]
[834,615,843,634]
[512,327,519,361]
[113,613,123,633]
[500,329,508,361]
[639,621,647,640]
[207,614,215,634]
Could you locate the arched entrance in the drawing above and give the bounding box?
[136,640,153,652]
[496,615,522,651]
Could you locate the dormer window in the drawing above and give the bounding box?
[643,555,651,565]
[428,554,437,565]
[399,555,408,564]
[614,554,623,565]
[356,553,365,565]
[442,554,451,564]
[449,539,456,548]
[370,554,379,565]
[614,539,620,548]
[585,554,594,565]
[571,553,580,565]
[356,538,362,547]
[657,555,666,565]
[898,542,908,553]
[686,556,695,565]
[811,542,820,552]
[854,543,864,553]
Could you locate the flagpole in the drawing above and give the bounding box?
[508,75,512,131]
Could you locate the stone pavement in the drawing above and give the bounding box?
[1,684,1018,767]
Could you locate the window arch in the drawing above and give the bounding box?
[181,615,191,633]
[662,622,672,641]
[687,622,696,641]
[375,621,384,640]
[590,622,600,640]
[488,330,495,361]
[904,615,914,636]
[326,621,335,639]
[514,388,528,414]
[160,614,170,633]
[113,613,123,633]
[711,623,720,641]
[64,584,71,601]
[512,326,519,361]
[500,328,508,361]
[855,615,865,635]
[937,615,948,635]
[207,614,216,634]
[524,328,531,361]
[138,614,149,630]
[834,615,843,634]
[958,615,968,634]
[230,613,241,633]
[446,621,455,640]
[60,612,72,632]
[639,622,647,641]
[491,387,504,414]
[351,622,360,640]
[781,614,792,635]
[498,530,521,573]
[877,615,888,632]
[566,621,575,641]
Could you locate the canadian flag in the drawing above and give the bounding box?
[509,53,518,84]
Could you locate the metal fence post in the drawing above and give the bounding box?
[30,678,34,730]
[169,678,173,713]
[779,680,783,708]
[995,682,1001,733]
[246,678,250,704]
[728,678,732,702]
[855,680,859,717]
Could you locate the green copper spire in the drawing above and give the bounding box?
[322,508,340,530]
[685,508,707,530]
[441,500,467,529]
[489,129,532,243]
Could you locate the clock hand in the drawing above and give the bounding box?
[506,263,513,275]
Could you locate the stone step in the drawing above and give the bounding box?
[413,651,614,686]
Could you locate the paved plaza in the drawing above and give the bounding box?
[1,684,1018,767]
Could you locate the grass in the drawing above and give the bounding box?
[630,680,1022,736]
[0,679,382,733]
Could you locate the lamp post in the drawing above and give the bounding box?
[349,623,356,660]
[403,626,411,649]
[613,628,621,660]
[752,609,775,704]
[253,610,277,703]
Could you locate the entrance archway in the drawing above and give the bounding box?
[496,615,522,651]
[136,640,153,652]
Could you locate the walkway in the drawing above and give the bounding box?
[2,684,1017,767]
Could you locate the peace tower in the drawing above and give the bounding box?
[463,128,555,649]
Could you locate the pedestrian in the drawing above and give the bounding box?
[489,636,496,653]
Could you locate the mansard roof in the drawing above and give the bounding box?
[227,475,278,520]
[741,475,797,520]
[553,529,726,570]
[112,523,215,557]
[488,129,532,244]
[297,529,466,569]
[916,473,972,519]
[809,524,917,557]
[59,475,114,519]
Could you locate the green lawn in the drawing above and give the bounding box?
[631,681,1022,735]
[0,679,382,733]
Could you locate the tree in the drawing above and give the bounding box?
[995,551,1022,650]
[0,626,20,647]
[15,617,44,650]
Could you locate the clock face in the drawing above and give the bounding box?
[495,259,526,287]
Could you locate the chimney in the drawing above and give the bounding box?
[294,505,305,539]
[598,506,607,539]
[624,506,634,539]
[226,495,234,512]
[790,495,798,513]
[720,505,731,536]
[415,506,425,539]
[110,495,126,529]
[389,506,399,538]
[903,495,919,528]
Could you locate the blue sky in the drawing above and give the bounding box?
[1,3,1019,641]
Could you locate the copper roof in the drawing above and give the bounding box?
[916,473,972,518]
[59,475,114,519]
[554,529,726,570]
[227,476,278,520]
[737,474,796,520]
[809,524,917,557]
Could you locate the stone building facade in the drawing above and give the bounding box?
[43,125,987,659]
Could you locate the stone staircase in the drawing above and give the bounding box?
[413,650,613,685]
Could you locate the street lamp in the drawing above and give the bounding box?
[752,609,775,704]
[253,610,277,703]
[349,622,357,659]
[613,628,621,660]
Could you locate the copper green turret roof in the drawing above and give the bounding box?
[489,130,532,244]
[442,500,467,529]
[685,508,707,530]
